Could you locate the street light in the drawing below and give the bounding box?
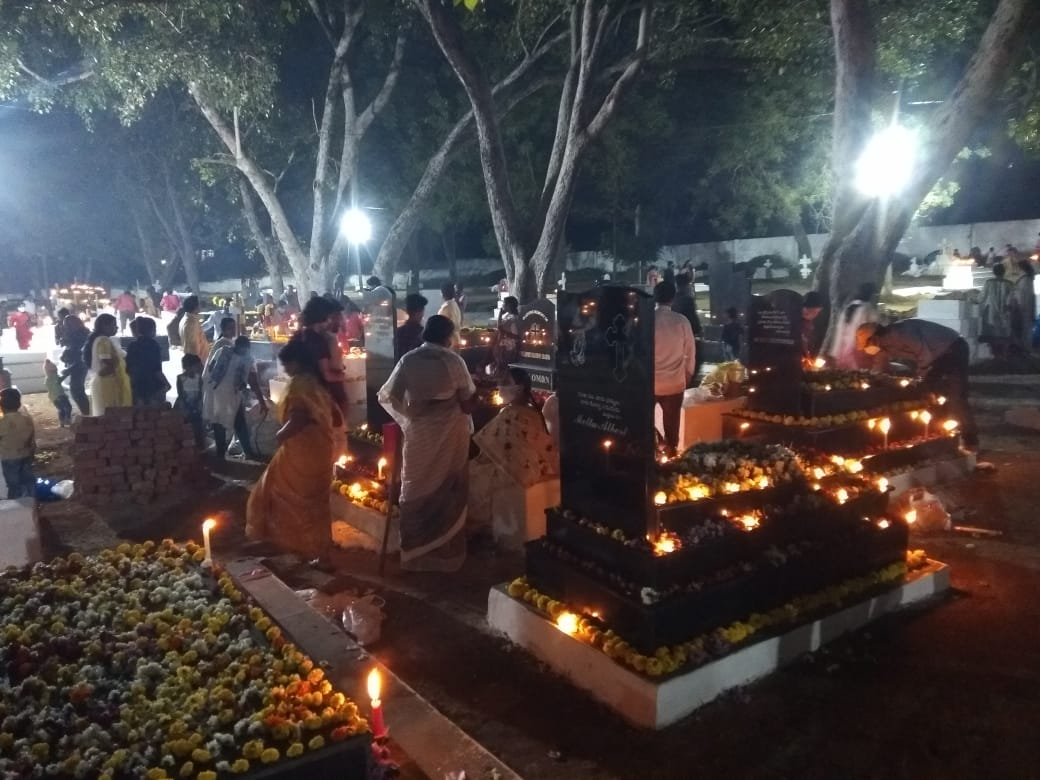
[854,124,917,198]
[340,208,372,291]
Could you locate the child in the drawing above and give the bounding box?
[0,388,36,499]
[175,354,205,449]
[721,306,744,361]
[43,359,73,427]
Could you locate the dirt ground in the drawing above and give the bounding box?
[23,377,1040,780]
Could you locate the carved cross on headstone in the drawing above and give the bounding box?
[798,254,813,279]
[604,313,630,382]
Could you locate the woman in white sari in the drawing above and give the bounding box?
[828,283,880,369]
[378,315,476,572]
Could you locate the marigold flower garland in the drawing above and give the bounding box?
[507,549,929,678]
[0,540,367,779]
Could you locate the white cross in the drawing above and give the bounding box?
[798,255,813,279]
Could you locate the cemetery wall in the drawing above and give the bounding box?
[72,406,205,506]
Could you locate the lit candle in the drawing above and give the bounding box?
[836,488,849,504]
[377,457,388,480]
[602,439,613,470]
[367,669,387,739]
[936,395,947,406]
[899,379,910,388]
[943,419,959,433]
[905,510,917,525]
[556,611,579,635]
[877,519,891,529]
[202,518,216,567]
[653,491,668,506]
[879,417,891,449]
[336,454,349,468]
[920,410,932,438]
[813,357,826,370]
[877,477,889,493]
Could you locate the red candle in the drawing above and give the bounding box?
[367,669,387,738]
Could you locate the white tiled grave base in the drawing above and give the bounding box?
[329,493,400,553]
[0,499,41,569]
[487,561,950,730]
[884,451,976,497]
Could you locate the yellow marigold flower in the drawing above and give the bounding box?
[307,667,325,684]
[146,770,168,780]
[178,762,194,778]
[230,760,250,774]
[30,743,49,760]
[265,626,282,642]
[645,658,664,676]
[197,773,217,780]
[260,748,279,764]
[287,743,304,758]
[506,580,526,598]
[304,716,323,731]
[255,617,272,632]
[308,736,325,751]
[242,740,264,760]
[190,749,210,763]
[192,549,206,562]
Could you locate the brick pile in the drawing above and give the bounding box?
[72,407,205,505]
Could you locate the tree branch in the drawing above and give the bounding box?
[16,58,94,88]
[584,0,652,143]
[355,30,407,138]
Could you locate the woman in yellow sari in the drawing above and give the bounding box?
[246,339,339,560]
[87,313,132,415]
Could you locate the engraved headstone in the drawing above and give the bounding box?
[556,287,655,537]
[746,289,803,412]
[511,297,556,392]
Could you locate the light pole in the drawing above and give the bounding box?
[854,124,917,199]
[340,208,373,291]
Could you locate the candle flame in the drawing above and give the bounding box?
[336,454,348,467]
[877,519,891,530]
[489,390,504,406]
[378,456,388,469]
[899,378,910,387]
[756,476,771,489]
[723,482,741,494]
[202,518,217,533]
[910,410,919,420]
[905,510,917,524]
[877,477,889,493]
[920,410,932,424]
[879,418,891,434]
[824,384,832,391]
[830,455,845,466]
[686,485,709,501]
[366,669,382,702]
[736,513,760,531]
[739,422,750,431]
[868,418,877,430]
[936,395,947,405]
[653,491,668,506]
[602,439,613,451]
[811,482,822,491]
[836,488,849,504]
[942,419,959,432]
[555,612,579,635]
[844,459,863,474]
[650,532,681,556]
[860,381,870,390]
[813,467,826,480]
[813,357,826,369]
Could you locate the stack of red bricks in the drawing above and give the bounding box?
[72,407,204,505]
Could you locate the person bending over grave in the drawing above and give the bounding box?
[378,315,476,572]
[857,320,979,449]
[654,282,695,454]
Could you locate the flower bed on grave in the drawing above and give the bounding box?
[0,541,368,779]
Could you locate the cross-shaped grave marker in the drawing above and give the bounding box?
[798,254,813,279]
[604,313,630,382]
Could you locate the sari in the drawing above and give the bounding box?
[246,373,335,558]
[473,404,559,488]
[89,336,132,416]
[378,343,475,572]
[828,300,879,369]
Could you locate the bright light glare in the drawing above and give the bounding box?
[855,124,917,198]
[340,208,372,244]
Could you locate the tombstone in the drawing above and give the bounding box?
[708,259,752,322]
[510,297,557,392]
[798,255,813,280]
[746,289,804,413]
[364,286,397,428]
[556,287,656,538]
[907,256,921,277]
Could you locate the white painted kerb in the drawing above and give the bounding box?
[487,562,950,729]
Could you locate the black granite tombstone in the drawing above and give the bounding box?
[746,289,803,412]
[510,297,556,392]
[364,286,397,428]
[556,287,655,538]
[708,259,751,324]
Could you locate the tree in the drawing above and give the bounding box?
[816,0,1036,318]
[415,0,653,300]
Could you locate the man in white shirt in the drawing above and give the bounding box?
[653,281,695,453]
[438,282,463,347]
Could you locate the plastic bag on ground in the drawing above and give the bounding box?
[895,487,951,533]
[341,594,386,646]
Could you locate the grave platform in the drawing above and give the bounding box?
[330,492,399,553]
[487,560,950,730]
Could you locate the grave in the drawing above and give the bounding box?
[746,288,804,413]
[364,286,397,429]
[509,297,557,393]
[488,285,950,728]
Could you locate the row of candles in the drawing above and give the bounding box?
[336,453,388,480]
[198,518,392,743]
[868,412,958,448]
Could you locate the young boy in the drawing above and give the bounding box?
[175,354,205,448]
[0,388,36,499]
[43,359,73,426]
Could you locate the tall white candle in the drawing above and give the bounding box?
[202,518,216,566]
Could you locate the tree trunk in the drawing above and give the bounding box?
[238,177,285,299]
[190,84,314,297]
[793,218,813,261]
[163,164,201,293]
